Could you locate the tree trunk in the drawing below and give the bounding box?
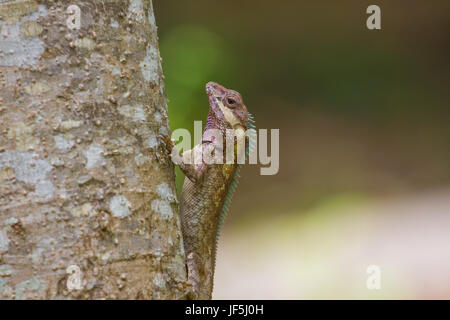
[0,0,187,299]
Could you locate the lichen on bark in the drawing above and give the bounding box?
[0,0,187,299]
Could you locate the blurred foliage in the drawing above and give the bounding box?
[155,0,450,201]
[161,25,234,126]
[154,0,450,299]
[160,25,238,190]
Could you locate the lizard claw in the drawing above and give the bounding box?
[159,134,175,154]
[185,287,198,300]
[178,280,198,300]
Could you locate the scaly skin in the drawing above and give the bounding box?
[177,82,250,299]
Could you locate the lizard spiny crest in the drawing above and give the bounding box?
[215,113,256,248]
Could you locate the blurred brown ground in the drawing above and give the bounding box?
[216,189,450,299]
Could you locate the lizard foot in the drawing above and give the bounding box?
[185,252,201,300]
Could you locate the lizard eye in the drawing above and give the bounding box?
[226,98,236,106]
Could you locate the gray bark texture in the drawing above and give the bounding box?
[0,0,188,299]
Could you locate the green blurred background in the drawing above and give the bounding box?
[154,1,450,299]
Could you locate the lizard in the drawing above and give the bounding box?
[171,81,255,299]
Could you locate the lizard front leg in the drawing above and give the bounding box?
[171,143,207,183]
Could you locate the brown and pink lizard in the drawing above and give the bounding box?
[171,81,255,299]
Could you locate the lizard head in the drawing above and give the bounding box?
[206,81,249,131]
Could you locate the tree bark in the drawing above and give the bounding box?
[0,0,187,299]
